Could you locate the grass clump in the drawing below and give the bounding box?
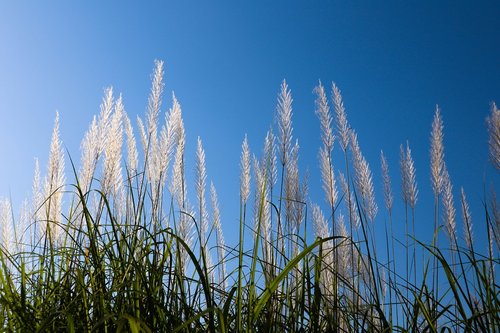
[0,60,499,332]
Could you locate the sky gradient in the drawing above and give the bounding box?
[0,1,499,249]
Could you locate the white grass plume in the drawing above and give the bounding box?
[252,157,264,238]
[487,102,500,171]
[311,203,334,303]
[339,172,359,230]
[460,187,473,249]
[98,88,114,154]
[332,82,350,152]
[196,137,209,243]
[139,60,166,204]
[210,182,226,290]
[400,142,418,209]
[350,130,378,221]
[123,111,138,174]
[0,198,14,254]
[136,116,147,157]
[285,140,307,237]
[158,92,181,187]
[79,87,113,193]
[240,135,251,204]
[264,129,278,188]
[277,80,293,166]
[102,95,124,198]
[147,59,164,143]
[168,114,192,270]
[430,106,445,197]
[79,115,99,194]
[32,158,43,240]
[489,224,495,283]
[314,81,334,151]
[337,214,351,278]
[17,199,29,253]
[312,203,330,243]
[319,145,338,210]
[178,200,195,272]
[44,111,65,244]
[168,95,186,206]
[442,166,456,248]
[380,150,393,214]
[255,142,273,267]
[170,117,186,209]
[490,190,500,251]
[285,140,300,229]
[315,81,338,212]
[253,156,273,266]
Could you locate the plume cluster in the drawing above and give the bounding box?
[0,60,497,332]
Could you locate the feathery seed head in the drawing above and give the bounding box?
[123,111,138,173]
[147,60,165,140]
[157,93,181,187]
[312,203,330,240]
[18,199,29,251]
[170,134,186,208]
[264,129,278,187]
[311,202,335,298]
[380,150,393,214]
[285,140,304,230]
[350,130,378,221]
[210,183,224,272]
[136,116,148,154]
[44,111,65,243]
[196,137,208,238]
[210,182,226,289]
[314,81,334,150]
[252,156,271,243]
[240,135,251,203]
[487,102,500,171]
[339,171,359,230]
[400,142,418,209]
[337,214,351,276]
[140,61,165,190]
[460,187,473,249]
[319,146,338,209]
[431,105,445,196]
[253,164,272,263]
[102,96,124,197]
[442,166,456,247]
[169,103,186,208]
[0,198,14,254]
[170,93,184,143]
[177,201,195,270]
[332,82,350,151]
[277,80,293,166]
[350,130,362,170]
[32,158,43,224]
[98,88,114,155]
[491,190,500,251]
[79,88,114,192]
[80,118,98,191]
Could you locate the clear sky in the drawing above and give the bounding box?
[0,1,499,250]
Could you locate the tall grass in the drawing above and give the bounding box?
[0,60,499,332]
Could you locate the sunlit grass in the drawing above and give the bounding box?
[0,61,498,332]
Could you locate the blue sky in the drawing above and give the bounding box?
[0,2,499,251]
